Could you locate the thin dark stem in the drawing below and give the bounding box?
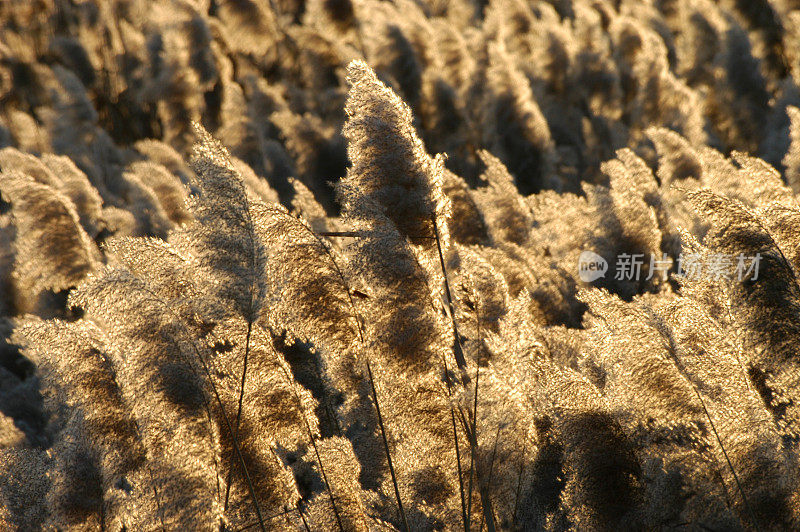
[455,407,497,532]
[452,405,469,532]
[196,347,267,531]
[430,212,478,528]
[438,343,468,532]
[467,295,486,532]
[318,231,435,240]
[693,388,758,528]
[366,359,409,532]
[640,306,758,530]
[298,503,312,532]
[466,436,475,532]
[190,341,266,531]
[485,425,502,498]
[477,425,502,532]
[431,216,468,370]
[511,442,527,527]
[131,285,267,532]
[276,212,408,530]
[232,507,298,532]
[121,388,168,531]
[254,210,345,527]
[442,355,484,532]
[278,342,345,532]
[466,362,480,531]
[197,130,264,527]
[224,320,253,513]
[308,434,345,532]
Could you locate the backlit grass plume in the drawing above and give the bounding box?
[337,59,447,247]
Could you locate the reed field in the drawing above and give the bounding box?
[2,1,800,530]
